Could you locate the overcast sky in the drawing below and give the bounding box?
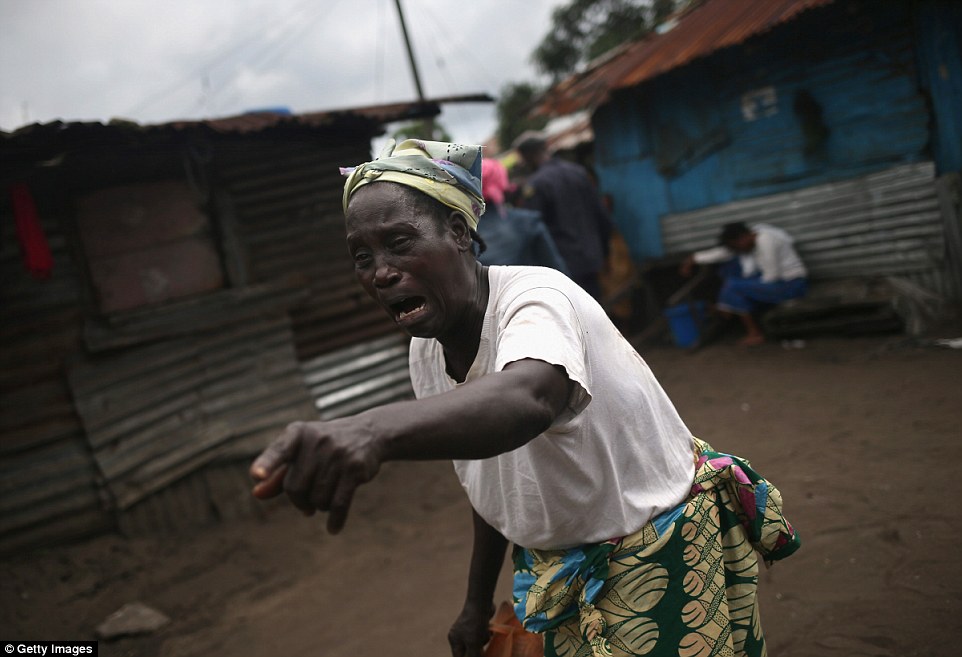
[1,0,566,144]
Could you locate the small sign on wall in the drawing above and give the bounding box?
[741,86,778,121]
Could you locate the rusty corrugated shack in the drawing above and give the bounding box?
[0,97,489,552]
[538,0,962,305]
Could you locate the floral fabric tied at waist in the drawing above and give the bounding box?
[512,439,800,657]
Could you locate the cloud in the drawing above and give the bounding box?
[0,0,562,141]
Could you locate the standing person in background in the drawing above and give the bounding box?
[476,157,569,273]
[513,132,612,300]
[681,221,809,346]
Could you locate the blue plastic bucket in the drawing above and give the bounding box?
[664,301,706,348]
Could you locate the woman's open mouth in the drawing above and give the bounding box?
[389,296,427,322]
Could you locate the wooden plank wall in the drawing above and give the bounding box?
[593,0,931,262]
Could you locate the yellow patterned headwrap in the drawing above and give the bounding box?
[341,139,486,230]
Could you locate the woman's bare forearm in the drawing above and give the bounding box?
[361,358,571,462]
[463,508,509,612]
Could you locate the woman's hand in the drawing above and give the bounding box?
[250,418,384,533]
[448,602,494,657]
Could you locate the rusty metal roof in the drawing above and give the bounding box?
[538,0,837,116]
[162,94,493,134]
[2,94,493,144]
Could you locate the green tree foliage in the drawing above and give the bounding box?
[533,0,678,81]
[494,1,677,150]
[496,82,550,152]
[391,119,452,142]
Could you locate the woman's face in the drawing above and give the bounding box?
[345,183,475,340]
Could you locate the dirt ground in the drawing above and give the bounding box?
[3,331,962,657]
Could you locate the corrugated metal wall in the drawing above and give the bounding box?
[67,315,315,510]
[0,179,112,553]
[935,173,962,295]
[660,161,957,297]
[115,460,271,537]
[302,333,413,420]
[214,138,399,361]
[1,130,412,552]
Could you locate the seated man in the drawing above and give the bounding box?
[681,221,808,346]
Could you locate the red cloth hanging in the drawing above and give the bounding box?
[9,182,53,279]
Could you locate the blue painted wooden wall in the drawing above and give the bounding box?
[915,1,962,176]
[593,0,938,261]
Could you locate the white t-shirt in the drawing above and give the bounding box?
[693,223,807,282]
[408,266,695,550]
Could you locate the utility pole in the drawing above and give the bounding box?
[393,0,435,138]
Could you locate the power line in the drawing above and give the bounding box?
[245,1,338,75]
[414,4,501,93]
[375,0,387,103]
[180,1,336,118]
[124,0,318,117]
[403,1,498,140]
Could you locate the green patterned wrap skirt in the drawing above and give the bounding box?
[512,439,800,657]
